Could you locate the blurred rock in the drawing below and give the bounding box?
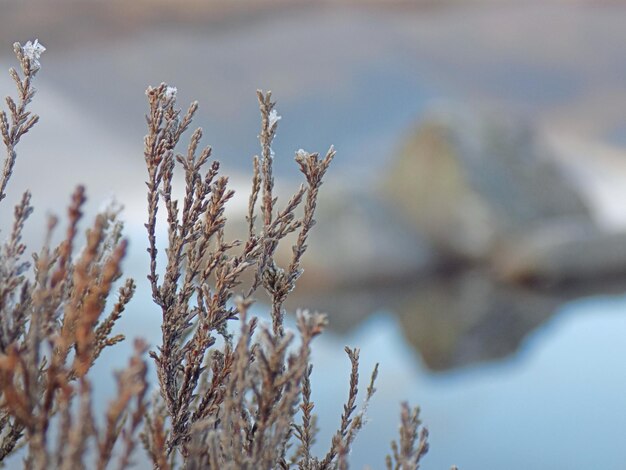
[289,265,626,371]
[277,187,442,290]
[395,270,562,371]
[492,219,626,284]
[383,109,591,261]
[288,268,563,371]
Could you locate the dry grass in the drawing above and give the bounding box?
[0,40,449,469]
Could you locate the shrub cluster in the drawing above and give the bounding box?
[0,40,446,469]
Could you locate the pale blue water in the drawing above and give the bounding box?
[316,299,626,469]
[90,286,626,470]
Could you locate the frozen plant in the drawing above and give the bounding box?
[0,41,452,469]
[21,39,45,69]
[268,108,282,128]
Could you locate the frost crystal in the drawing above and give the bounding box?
[22,39,46,69]
[268,109,281,128]
[165,86,177,100]
[296,149,309,159]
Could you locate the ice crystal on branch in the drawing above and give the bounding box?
[268,108,281,128]
[164,85,177,100]
[21,39,45,69]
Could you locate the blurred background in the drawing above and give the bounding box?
[2,0,626,468]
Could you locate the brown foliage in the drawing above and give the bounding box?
[0,40,449,469]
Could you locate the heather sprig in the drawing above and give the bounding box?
[0,41,147,469]
[0,40,450,470]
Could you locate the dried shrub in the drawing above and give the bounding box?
[0,40,148,470]
[0,40,452,469]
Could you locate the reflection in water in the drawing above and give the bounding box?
[27,287,626,470]
[309,297,626,469]
[289,270,626,372]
